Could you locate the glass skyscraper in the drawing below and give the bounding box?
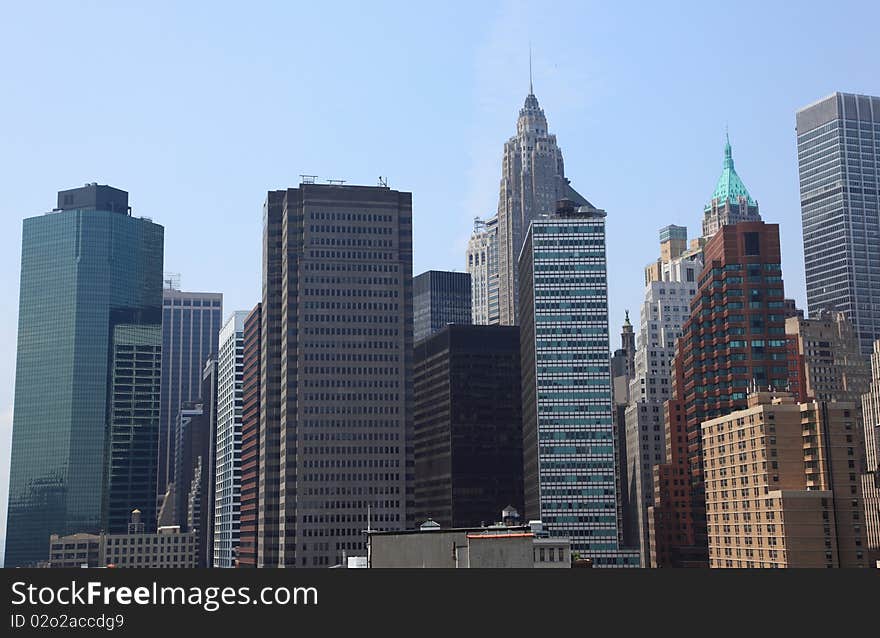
[519,198,638,567]
[796,92,880,355]
[412,270,472,343]
[158,287,222,506]
[5,184,163,567]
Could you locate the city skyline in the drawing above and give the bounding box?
[1,1,879,564]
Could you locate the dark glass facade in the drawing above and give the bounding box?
[413,325,523,527]
[796,93,880,355]
[5,185,163,567]
[158,289,222,505]
[413,270,472,343]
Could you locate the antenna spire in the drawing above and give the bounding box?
[529,43,533,94]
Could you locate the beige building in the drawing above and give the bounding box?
[702,391,869,568]
[786,309,871,404]
[861,341,880,561]
[43,511,198,569]
[46,533,102,568]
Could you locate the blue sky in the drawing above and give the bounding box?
[1,0,878,560]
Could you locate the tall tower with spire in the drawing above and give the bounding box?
[495,71,589,325]
[701,132,760,238]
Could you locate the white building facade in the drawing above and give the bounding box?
[212,311,247,567]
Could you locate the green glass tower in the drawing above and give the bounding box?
[5,184,163,567]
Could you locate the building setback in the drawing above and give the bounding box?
[413,270,472,343]
[702,392,869,567]
[159,287,222,506]
[5,184,163,567]
[519,198,638,567]
[237,304,261,568]
[466,216,500,325]
[413,325,523,528]
[650,222,788,568]
[213,311,248,567]
[796,93,880,356]
[259,182,413,568]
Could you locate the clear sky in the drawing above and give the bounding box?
[1,0,878,562]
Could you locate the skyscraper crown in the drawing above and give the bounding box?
[706,132,756,209]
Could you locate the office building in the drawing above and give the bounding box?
[213,311,248,567]
[466,216,500,325]
[159,287,222,506]
[650,221,789,567]
[702,391,869,567]
[496,85,589,325]
[413,325,523,528]
[785,309,871,404]
[413,270,472,343]
[796,93,880,355]
[44,534,101,568]
[237,304,261,568]
[611,315,636,548]
[625,227,703,565]
[260,182,413,568]
[5,184,163,567]
[519,198,638,567]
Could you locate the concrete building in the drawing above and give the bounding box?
[367,519,570,568]
[259,182,413,568]
[159,286,222,506]
[861,341,880,561]
[495,85,589,325]
[5,184,163,567]
[625,226,703,566]
[45,510,198,568]
[237,304,261,568]
[700,133,761,238]
[650,221,788,568]
[213,312,248,567]
[46,534,101,568]
[466,216,500,325]
[702,391,869,567]
[413,270,472,343]
[413,325,523,528]
[519,198,638,567]
[785,309,871,404]
[796,93,880,356]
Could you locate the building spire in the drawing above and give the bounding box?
[723,125,733,169]
[529,42,533,95]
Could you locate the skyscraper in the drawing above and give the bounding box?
[213,311,248,567]
[519,198,638,567]
[159,287,222,506]
[796,93,880,356]
[413,270,472,343]
[237,304,261,568]
[5,184,163,567]
[496,86,589,325]
[625,227,703,565]
[413,325,523,528]
[466,216,500,325]
[701,133,761,238]
[260,182,413,568]
[649,222,789,567]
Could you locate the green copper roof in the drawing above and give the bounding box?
[706,133,756,209]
